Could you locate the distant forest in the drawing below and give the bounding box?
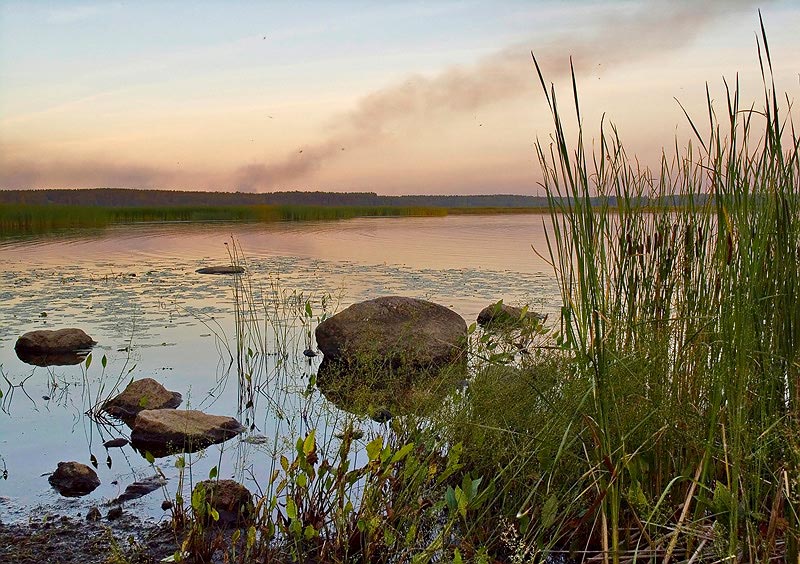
[0,189,550,209]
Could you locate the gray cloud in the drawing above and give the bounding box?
[2,0,765,191]
[231,0,764,191]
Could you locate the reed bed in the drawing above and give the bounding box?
[528,22,799,562]
[0,204,447,236]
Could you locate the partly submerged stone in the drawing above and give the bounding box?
[103,438,129,449]
[314,296,467,420]
[48,461,100,497]
[15,328,95,366]
[194,479,254,527]
[15,328,96,353]
[315,296,467,371]
[130,409,246,457]
[195,266,245,275]
[110,475,167,504]
[476,302,545,328]
[102,378,182,424]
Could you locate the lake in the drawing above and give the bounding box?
[0,214,561,523]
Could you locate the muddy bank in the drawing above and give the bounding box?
[0,512,177,564]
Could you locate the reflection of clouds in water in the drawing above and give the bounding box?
[0,227,561,522]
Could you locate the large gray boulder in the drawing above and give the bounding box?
[315,296,467,371]
[102,378,182,424]
[15,328,95,356]
[130,409,246,457]
[314,296,467,420]
[48,461,100,497]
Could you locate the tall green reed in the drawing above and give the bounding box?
[534,19,798,562]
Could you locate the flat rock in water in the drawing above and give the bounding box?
[15,328,96,352]
[315,296,467,371]
[195,266,244,275]
[102,378,182,424]
[48,461,100,497]
[195,479,254,527]
[111,475,167,504]
[130,409,246,457]
[103,438,129,449]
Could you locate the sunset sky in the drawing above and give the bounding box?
[1,1,799,195]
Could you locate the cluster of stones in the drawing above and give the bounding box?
[15,327,248,516]
[18,293,543,526]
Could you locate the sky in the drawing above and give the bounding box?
[1,1,799,195]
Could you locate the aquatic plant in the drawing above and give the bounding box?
[527,16,799,562]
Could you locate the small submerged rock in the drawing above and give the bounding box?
[241,434,270,445]
[48,461,100,497]
[102,378,182,424]
[86,507,101,522]
[111,475,167,504]
[103,438,129,449]
[476,302,545,328]
[130,409,246,457]
[195,266,245,275]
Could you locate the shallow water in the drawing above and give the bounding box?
[0,215,561,523]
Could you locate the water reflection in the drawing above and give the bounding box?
[15,349,90,367]
[0,217,561,523]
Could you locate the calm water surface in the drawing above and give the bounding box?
[0,215,561,523]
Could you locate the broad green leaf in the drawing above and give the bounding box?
[366,437,383,462]
[286,498,297,520]
[145,451,155,464]
[445,486,457,512]
[303,430,316,456]
[209,466,218,479]
[541,493,559,529]
[246,525,256,549]
[390,442,415,464]
[84,353,92,369]
[101,355,107,368]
